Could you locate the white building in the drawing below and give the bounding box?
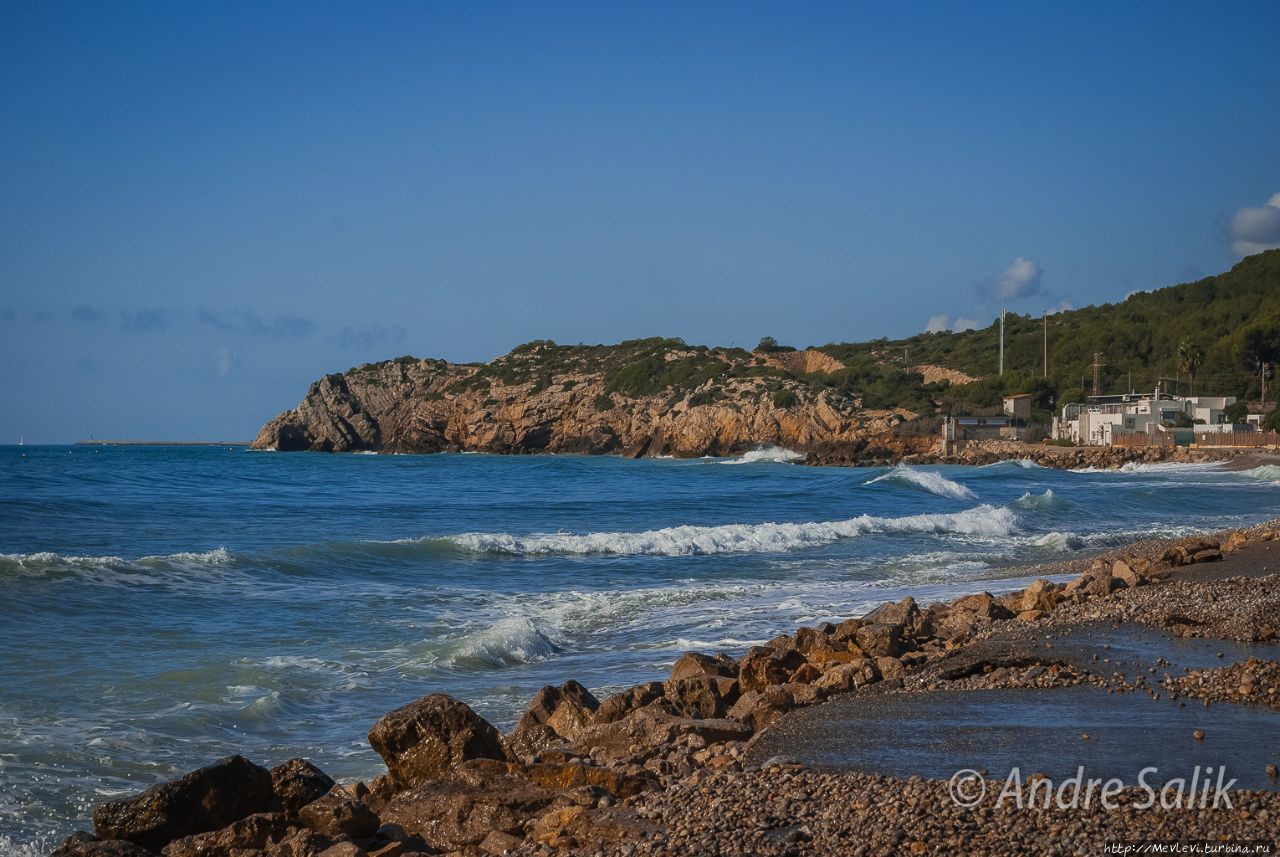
[1054,392,1237,446]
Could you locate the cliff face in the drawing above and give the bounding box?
[252,341,918,457]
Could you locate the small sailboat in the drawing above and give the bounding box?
[17,435,23,446]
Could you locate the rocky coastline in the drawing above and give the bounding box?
[249,345,1276,471]
[52,520,1280,857]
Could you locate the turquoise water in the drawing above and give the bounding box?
[1,446,1277,850]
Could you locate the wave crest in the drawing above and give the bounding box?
[1013,489,1060,509]
[444,617,562,667]
[868,466,977,500]
[719,446,805,465]
[447,505,1017,557]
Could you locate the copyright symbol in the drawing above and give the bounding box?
[948,769,986,808]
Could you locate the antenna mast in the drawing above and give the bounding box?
[999,307,1005,375]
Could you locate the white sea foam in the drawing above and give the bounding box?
[719,446,805,465]
[0,835,54,857]
[1072,461,1221,474]
[447,505,1017,556]
[868,466,977,500]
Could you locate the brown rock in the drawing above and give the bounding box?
[863,596,919,630]
[737,646,805,692]
[593,682,665,724]
[1017,609,1046,622]
[783,681,824,707]
[830,617,862,643]
[268,828,334,857]
[507,681,600,759]
[271,758,336,816]
[50,835,158,857]
[813,659,879,694]
[876,656,906,680]
[1088,569,1119,598]
[803,645,865,669]
[571,704,752,763]
[662,675,738,719]
[668,652,737,681]
[1223,531,1248,552]
[1019,579,1059,613]
[456,759,656,799]
[950,592,1013,621]
[480,830,522,855]
[726,690,761,724]
[297,788,381,840]
[931,609,977,641]
[792,626,830,654]
[93,755,277,851]
[1112,560,1141,589]
[161,813,291,857]
[853,623,905,658]
[531,805,587,843]
[790,663,822,684]
[377,769,558,851]
[367,694,509,791]
[318,844,368,857]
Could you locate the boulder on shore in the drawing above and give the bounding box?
[507,680,600,760]
[270,758,336,816]
[92,755,277,852]
[368,693,510,791]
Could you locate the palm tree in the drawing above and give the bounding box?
[1178,340,1204,396]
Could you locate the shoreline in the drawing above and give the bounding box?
[53,515,1280,856]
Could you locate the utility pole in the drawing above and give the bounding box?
[1042,309,1048,378]
[1264,362,1272,406]
[993,306,1003,378]
[1092,352,1105,396]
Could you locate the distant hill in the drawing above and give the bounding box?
[816,248,1280,416]
[255,250,1280,455]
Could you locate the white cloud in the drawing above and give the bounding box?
[953,317,980,331]
[1230,192,1280,257]
[215,348,238,378]
[990,257,1043,301]
[925,314,950,333]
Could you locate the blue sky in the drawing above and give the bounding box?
[2,2,1279,442]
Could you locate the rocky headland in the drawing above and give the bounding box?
[251,338,1276,471]
[54,522,1280,857]
[252,340,922,460]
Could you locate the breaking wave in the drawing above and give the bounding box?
[1033,531,1086,551]
[1241,464,1280,482]
[443,617,563,667]
[719,446,805,465]
[868,466,977,501]
[446,505,1018,556]
[981,458,1044,469]
[0,548,236,585]
[1013,489,1061,510]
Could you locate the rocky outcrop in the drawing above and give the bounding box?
[252,342,918,457]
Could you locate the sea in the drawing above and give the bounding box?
[2,444,1278,852]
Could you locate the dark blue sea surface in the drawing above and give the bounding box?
[1,445,1277,851]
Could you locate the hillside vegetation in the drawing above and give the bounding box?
[813,249,1280,419]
